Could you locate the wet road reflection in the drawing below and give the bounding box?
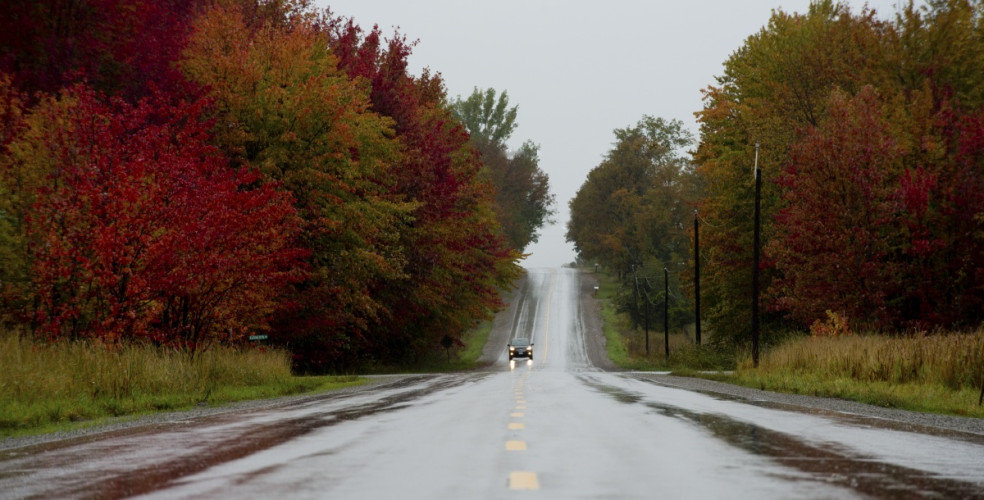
[0,374,486,499]
[582,375,984,498]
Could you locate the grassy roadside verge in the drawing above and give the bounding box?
[2,315,495,438]
[594,271,733,372]
[0,334,366,438]
[592,270,984,418]
[721,333,984,418]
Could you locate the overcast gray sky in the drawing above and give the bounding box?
[316,0,917,268]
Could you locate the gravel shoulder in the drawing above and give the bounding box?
[578,270,619,371]
[631,372,984,439]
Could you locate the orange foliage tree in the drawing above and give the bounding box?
[322,17,522,366]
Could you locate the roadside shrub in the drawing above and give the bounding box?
[810,310,851,338]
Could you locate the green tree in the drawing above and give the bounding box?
[450,87,518,147]
[567,116,695,327]
[449,88,555,252]
[568,116,693,272]
[481,140,555,252]
[0,75,30,326]
[450,87,555,253]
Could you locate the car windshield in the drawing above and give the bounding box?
[511,338,531,346]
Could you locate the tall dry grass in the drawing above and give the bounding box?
[743,331,984,390]
[0,333,296,432]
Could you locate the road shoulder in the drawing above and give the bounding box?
[631,372,984,439]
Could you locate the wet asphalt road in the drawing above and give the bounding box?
[2,268,984,499]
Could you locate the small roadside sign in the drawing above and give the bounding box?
[248,334,268,341]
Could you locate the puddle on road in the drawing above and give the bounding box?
[582,377,983,499]
[2,374,487,499]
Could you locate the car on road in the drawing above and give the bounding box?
[508,337,533,361]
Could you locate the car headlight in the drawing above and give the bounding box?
[509,347,515,351]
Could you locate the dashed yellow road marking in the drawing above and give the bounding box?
[505,440,527,451]
[507,355,535,490]
[509,471,539,490]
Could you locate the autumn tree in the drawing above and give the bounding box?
[694,1,895,345]
[1,0,527,369]
[568,117,693,271]
[771,81,984,332]
[892,0,984,110]
[181,4,416,367]
[323,19,523,366]
[0,0,206,101]
[697,0,984,340]
[768,87,905,328]
[13,85,303,348]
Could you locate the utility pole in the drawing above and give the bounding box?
[663,267,670,360]
[694,210,701,346]
[643,280,650,356]
[752,143,761,367]
[632,264,639,331]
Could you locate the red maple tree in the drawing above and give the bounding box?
[26,85,305,350]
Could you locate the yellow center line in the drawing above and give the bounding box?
[509,471,539,490]
[505,440,527,451]
[510,412,524,418]
[508,422,525,430]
